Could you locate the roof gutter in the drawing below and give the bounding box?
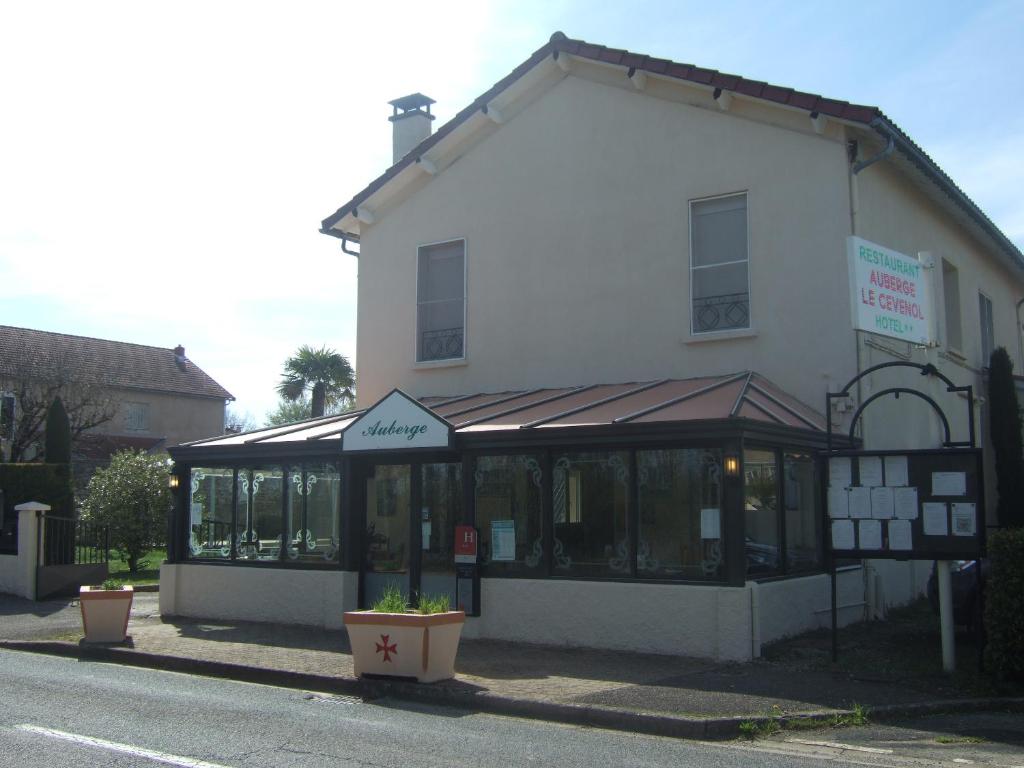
[863,116,1024,272]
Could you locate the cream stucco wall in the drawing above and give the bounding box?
[355,67,857,411]
[852,159,1024,519]
[102,388,226,448]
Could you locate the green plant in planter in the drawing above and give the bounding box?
[371,583,408,613]
[100,577,125,591]
[370,585,452,614]
[417,594,451,615]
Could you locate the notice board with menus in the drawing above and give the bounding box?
[823,448,983,560]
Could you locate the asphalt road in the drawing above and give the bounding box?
[0,648,906,768]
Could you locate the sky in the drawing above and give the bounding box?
[2,1,1022,426]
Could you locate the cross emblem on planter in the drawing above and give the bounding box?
[375,634,397,662]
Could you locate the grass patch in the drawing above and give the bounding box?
[828,703,870,728]
[738,705,784,739]
[107,548,165,585]
[936,735,985,744]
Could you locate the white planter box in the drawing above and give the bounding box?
[80,585,134,643]
[344,610,465,683]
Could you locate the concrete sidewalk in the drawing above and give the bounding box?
[1,593,1020,740]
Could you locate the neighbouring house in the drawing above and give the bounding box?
[0,325,233,486]
[162,33,1023,661]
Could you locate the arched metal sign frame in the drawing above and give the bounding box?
[822,360,982,667]
[826,361,976,450]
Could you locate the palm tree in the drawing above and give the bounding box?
[276,345,355,418]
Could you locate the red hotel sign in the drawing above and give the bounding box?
[454,526,478,564]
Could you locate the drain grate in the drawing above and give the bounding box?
[303,693,362,706]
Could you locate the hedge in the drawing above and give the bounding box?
[984,527,1024,680]
[0,463,74,523]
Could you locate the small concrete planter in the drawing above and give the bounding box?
[344,610,465,683]
[80,585,134,643]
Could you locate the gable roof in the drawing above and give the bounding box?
[320,32,1023,273]
[0,325,233,401]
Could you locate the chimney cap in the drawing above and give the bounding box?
[388,93,435,121]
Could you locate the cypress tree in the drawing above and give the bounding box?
[44,397,72,465]
[987,347,1024,528]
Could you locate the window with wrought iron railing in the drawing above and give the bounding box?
[417,239,465,362]
[690,193,749,334]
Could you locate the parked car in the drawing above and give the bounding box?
[926,559,988,630]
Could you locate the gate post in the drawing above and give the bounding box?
[14,502,49,600]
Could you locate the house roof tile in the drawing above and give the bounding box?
[0,325,233,401]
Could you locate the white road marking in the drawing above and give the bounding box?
[785,737,894,754]
[16,724,233,768]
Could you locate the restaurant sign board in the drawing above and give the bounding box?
[847,236,933,346]
[343,389,452,452]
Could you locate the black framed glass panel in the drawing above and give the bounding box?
[637,448,725,580]
[188,467,234,560]
[744,449,780,576]
[784,452,820,573]
[475,454,544,576]
[364,464,411,606]
[287,462,342,563]
[552,451,630,577]
[420,462,463,604]
[238,467,285,561]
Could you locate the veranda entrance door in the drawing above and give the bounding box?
[361,461,463,609]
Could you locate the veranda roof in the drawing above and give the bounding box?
[176,371,826,455]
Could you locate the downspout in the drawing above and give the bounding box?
[845,119,896,447]
[341,233,360,257]
[852,120,895,175]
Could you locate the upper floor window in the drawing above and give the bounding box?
[124,402,150,432]
[417,239,465,362]
[942,259,962,352]
[690,193,749,334]
[979,292,995,367]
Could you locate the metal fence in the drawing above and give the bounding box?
[39,515,109,567]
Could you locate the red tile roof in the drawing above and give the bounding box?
[320,32,1022,271]
[0,325,233,401]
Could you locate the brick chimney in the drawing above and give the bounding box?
[173,345,186,370]
[388,93,435,164]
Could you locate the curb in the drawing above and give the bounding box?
[2,640,1021,741]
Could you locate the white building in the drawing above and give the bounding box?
[161,33,1021,661]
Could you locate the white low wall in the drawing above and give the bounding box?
[159,557,934,662]
[464,578,755,661]
[0,510,40,600]
[752,568,866,649]
[160,564,358,630]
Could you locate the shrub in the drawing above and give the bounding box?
[984,527,1024,680]
[0,463,74,522]
[987,348,1024,528]
[44,397,72,465]
[80,450,171,574]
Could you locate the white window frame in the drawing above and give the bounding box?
[414,237,467,364]
[979,291,995,367]
[688,191,751,336]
